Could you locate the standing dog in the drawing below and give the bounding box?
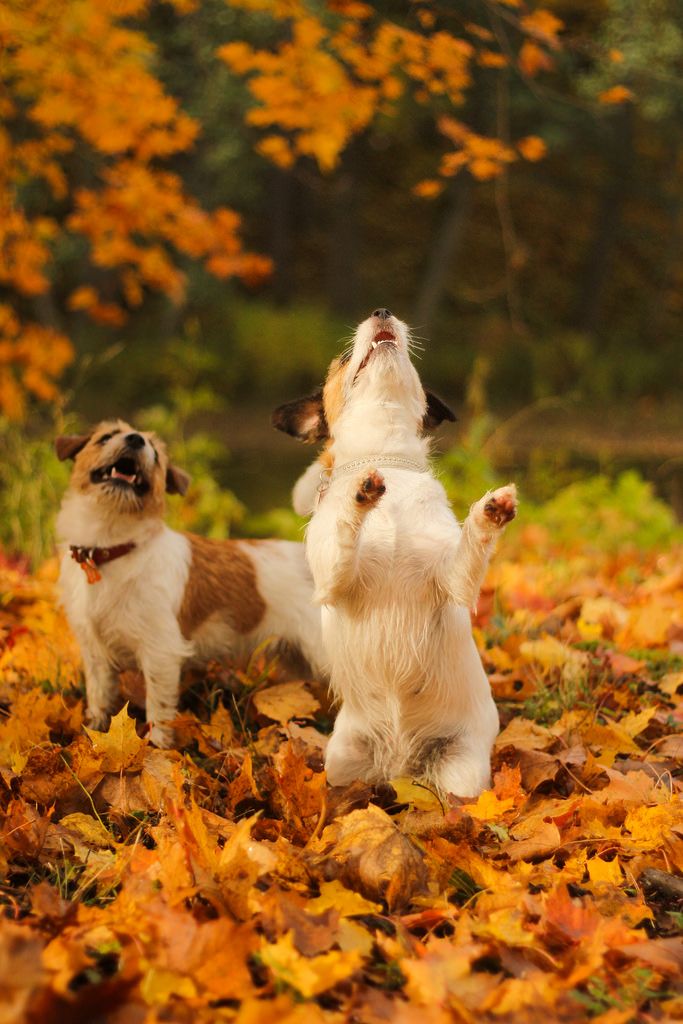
[273,309,516,796]
[56,421,325,746]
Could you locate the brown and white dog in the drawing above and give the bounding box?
[273,309,517,797]
[56,420,326,745]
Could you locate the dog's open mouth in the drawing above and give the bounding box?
[355,328,398,376]
[91,456,145,490]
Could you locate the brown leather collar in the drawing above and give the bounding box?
[70,542,136,584]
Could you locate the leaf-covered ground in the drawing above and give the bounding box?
[1,527,682,1023]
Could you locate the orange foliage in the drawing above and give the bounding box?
[0,0,271,420]
[220,1,562,179]
[0,528,681,1019]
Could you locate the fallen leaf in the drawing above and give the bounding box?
[308,880,382,917]
[308,804,429,910]
[260,931,362,998]
[253,680,320,724]
[85,704,146,772]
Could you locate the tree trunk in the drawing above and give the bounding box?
[325,147,360,317]
[269,166,295,306]
[572,106,634,337]
[412,173,472,333]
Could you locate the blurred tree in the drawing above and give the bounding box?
[0,0,270,418]
[3,0,682,429]
[219,0,555,184]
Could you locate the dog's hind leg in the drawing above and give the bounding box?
[324,704,375,786]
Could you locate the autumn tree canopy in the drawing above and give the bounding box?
[0,0,664,421]
[0,0,270,418]
[219,0,561,182]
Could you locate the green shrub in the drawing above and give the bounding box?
[525,470,682,552]
[0,417,70,566]
[232,300,348,395]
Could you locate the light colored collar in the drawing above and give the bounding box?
[317,454,426,499]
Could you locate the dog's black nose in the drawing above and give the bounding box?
[372,308,392,320]
[125,433,145,449]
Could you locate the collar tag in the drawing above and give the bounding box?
[81,558,102,585]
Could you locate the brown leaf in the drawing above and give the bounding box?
[507,813,561,862]
[613,937,683,975]
[516,749,562,791]
[308,803,429,910]
[261,890,340,956]
[272,741,326,837]
[495,717,555,752]
[542,885,604,946]
[0,921,47,1022]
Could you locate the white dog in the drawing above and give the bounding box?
[273,309,516,796]
[56,420,325,746]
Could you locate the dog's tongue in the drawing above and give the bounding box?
[111,467,136,484]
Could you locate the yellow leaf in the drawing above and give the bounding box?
[336,919,373,957]
[260,932,362,998]
[587,855,622,886]
[141,967,197,1005]
[619,707,656,738]
[623,803,681,851]
[659,672,683,697]
[85,704,145,772]
[67,285,98,311]
[308,880,382,917]
[577,618,603,642]
[252,681,320,725]
[59,812,113,849]
[621,604,670,647]
[518,39,553,76]
[390,777,443,811]
[520,636,588,682]
[471,906,536,947]
[462,789,514,821]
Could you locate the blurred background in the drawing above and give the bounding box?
[2,0,682,564]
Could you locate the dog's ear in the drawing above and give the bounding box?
[423,391,457,430]
[272,390,328,443]
[55,434,91,461]
[166,464,191,495]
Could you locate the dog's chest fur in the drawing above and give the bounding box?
[312,470,459,603]
[308,470,474,713]
[60,527,192,667]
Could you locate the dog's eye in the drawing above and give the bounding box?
[97,433,113,445]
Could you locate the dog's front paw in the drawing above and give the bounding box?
[474,483,517,532]
[85,708,111,732]
[355,470,385,508]
[148,723,174,749]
